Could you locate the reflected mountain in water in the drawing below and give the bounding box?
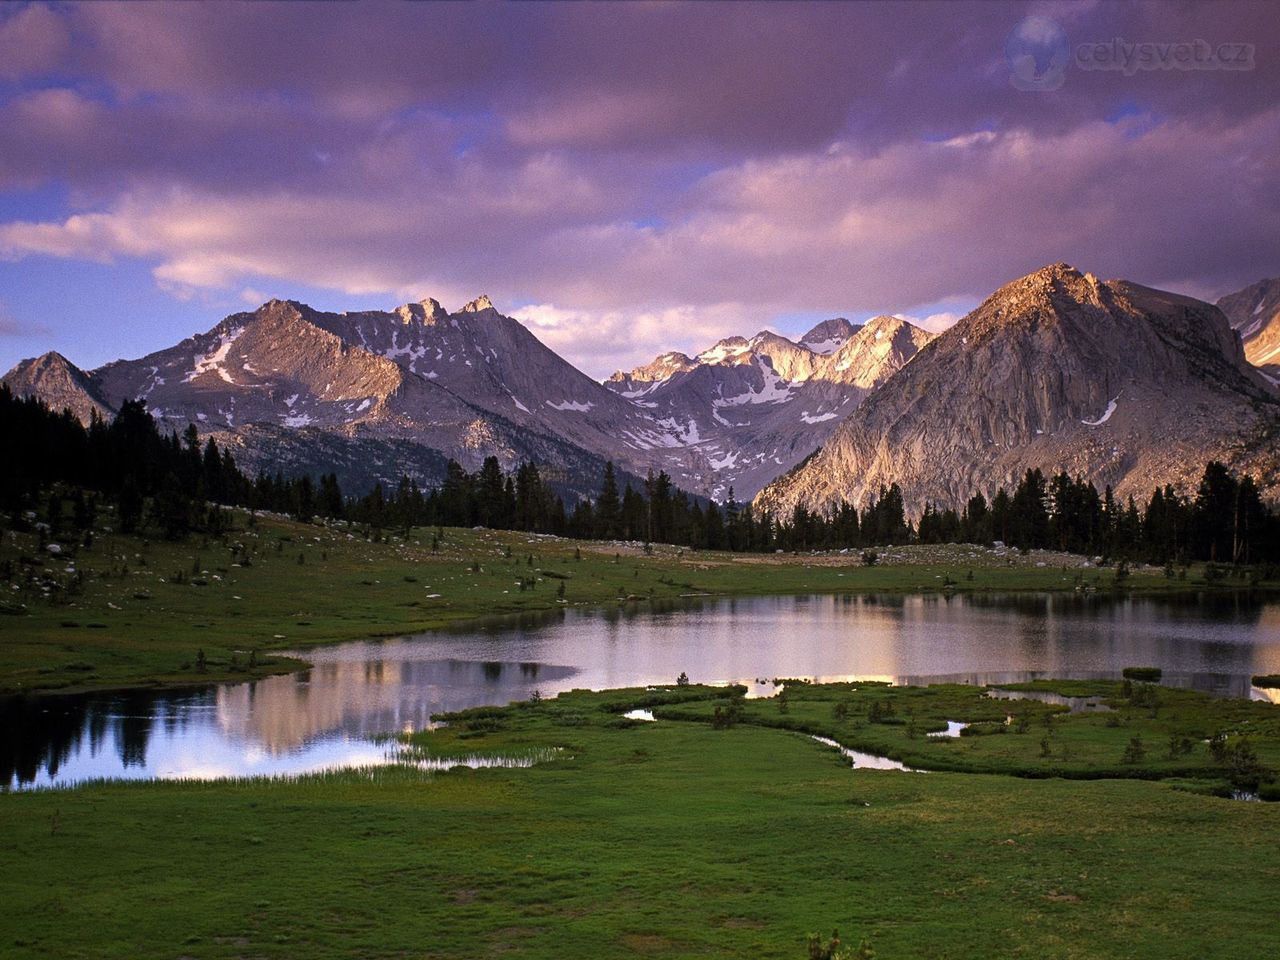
[5,592,1279,788]
[215,658,576,754]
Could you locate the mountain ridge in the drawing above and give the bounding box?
[7,266,1279,513]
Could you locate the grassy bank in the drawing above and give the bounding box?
[1,509,1273,694]
[1,683,1276,959]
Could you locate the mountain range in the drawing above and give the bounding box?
[604,314,933,497]
[5,264,1279,515]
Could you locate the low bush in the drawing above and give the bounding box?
[1122,667,1162,683]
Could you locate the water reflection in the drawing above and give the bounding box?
[4,592,1279,788]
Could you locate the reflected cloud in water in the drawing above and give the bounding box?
[5,592,1279,788]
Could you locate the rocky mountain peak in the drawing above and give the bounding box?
[800,317,859,353]
[461,295,496,314]
[756,265,1279,520]
[861,314,904,331]
[3,349,114,425]
[250,298,309,325]
[30,350,76,371]
[395,298,449,325]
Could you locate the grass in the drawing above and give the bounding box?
[1,683,1276,959]
[3,508,1273,695]
[651,679,1280,787]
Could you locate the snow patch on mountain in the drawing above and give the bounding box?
[1081,397,1118,426]
[546,400,594,412]
[698,338,752,364]
[713,363,794,407]
[800,336,845,354]
[185,327,245,383]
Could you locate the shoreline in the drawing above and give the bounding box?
[3,516,1277,697]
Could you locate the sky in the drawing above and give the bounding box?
[0,0,1277,380]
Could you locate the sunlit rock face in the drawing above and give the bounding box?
[757,263,1280,518]
[1218,276,1280,382]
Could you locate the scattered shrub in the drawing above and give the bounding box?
[1122,667,1162,683]
[1122,735,1146,764]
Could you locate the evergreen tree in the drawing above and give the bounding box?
[595,462,622,539]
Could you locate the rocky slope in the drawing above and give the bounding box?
[756,264,1280,518]
[1217,276,1280,381]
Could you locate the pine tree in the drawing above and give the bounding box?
[595,462,622,539]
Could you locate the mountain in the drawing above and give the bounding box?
[1217,277,1280,381]
[799,317,860,354]
[3,351,114,425]
[756,264,1280,518]
[6,298,672,500]
[605,316,931,497]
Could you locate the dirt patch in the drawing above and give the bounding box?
[621,932,675,953]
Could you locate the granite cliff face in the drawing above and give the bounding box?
[756,264,1280,518]
[1218,276,1280,381]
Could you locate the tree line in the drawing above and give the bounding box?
[345,457,1277,566]
[2,388,330,539]
[4,386,1276,566]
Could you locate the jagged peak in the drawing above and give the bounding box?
[801,317,858,343]
[461,294,496,314]
[956,262,1116,337]
[395,297,448,324]
[609,351,698,383]
[250,297,309,320]
[1028,261,1083,282]
[749,329,799,346]
[861,314,905,329]
[31,350,77,369]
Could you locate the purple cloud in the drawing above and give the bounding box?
[0,1,1277,377]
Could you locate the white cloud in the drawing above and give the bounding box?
[897,311,964,334]
[511,301,746,379]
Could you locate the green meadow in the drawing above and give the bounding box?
[4,512,1277,958]
[1,682,1276,959]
